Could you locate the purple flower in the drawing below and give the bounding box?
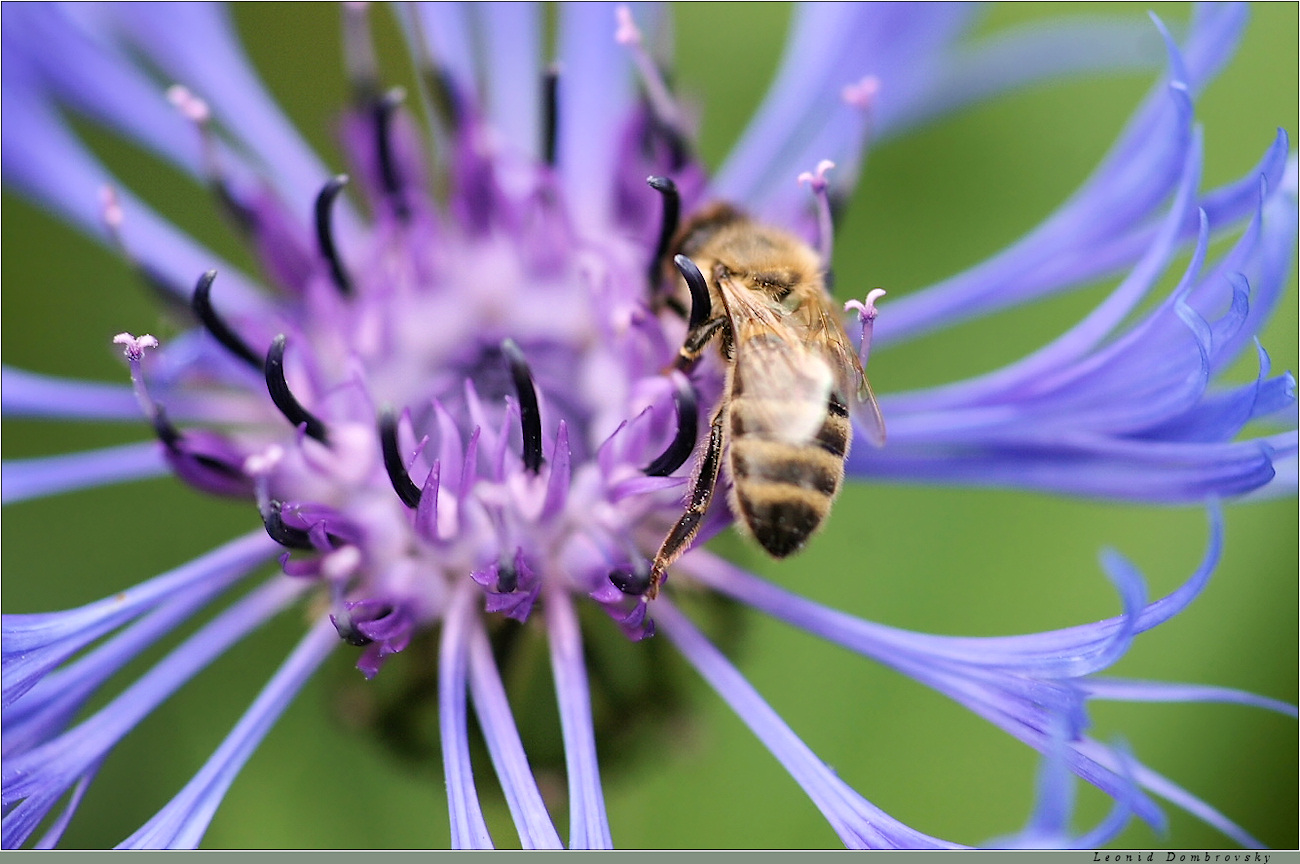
[2,2,1294,850]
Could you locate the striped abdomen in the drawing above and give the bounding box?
[727,387,852,558]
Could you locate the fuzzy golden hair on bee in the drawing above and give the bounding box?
[646,203,885,598]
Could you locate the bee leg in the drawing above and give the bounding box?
[648,402,727,598]
[673,315,727,372]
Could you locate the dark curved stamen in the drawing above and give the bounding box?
[419,64,463,132]
[378,408,422,508]
[645,375,698,477]
[373,88,411,221]
[139,265,191,317]
[264,334,329,444]
[645,112,690,172]
[646,175,680,286]
[151,407,184,450]
[212,182,257,236]
[496,562,518,594]
[342,2,380,107]
[191,270,262,370]
[673,254,712,331]
[609,566,653,597]
[151,408,246,481]
[314,175,354,297]
[332,603,393,647]
[263,500,315,550]
[501,338,543,474]
[542,65,560,167]
[336,621,373,647]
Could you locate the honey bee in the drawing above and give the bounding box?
[647,203,886,598]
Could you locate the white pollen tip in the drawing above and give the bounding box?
[166,84,210,124]
[322,546,363,580]
[244,445,285,477]
[99,186,124,230]
[614,5,641,45]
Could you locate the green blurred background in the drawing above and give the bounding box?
[2,1,1295,850]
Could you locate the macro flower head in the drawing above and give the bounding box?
[2,1,1296,850]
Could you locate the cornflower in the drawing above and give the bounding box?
[2,1,1295,849]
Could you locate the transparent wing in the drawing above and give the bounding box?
[719,277,834,446]
[799,291,887,448]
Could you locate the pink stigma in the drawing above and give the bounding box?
[615,6,641,45]
[845,288,887,322]
[798,159,836,192]
[113,332,158,361]
[842,75,880,110]
[166,85,211,125]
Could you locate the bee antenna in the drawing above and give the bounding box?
[264,334,329,445]
[191,270,263,370]
[378,407,423,508]
[501,338,544,474]
[644,373,698,477]
[646,175,680,286]
[314,175,354,297]
[672,254,712,330]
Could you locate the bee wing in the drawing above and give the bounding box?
[800,291,887,448]
[718,277,834,446]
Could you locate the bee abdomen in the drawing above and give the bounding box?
[729,437,844,558]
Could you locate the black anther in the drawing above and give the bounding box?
[314,175,354,297]
[645,113,689,172]
[264,334,329,444]
[609,567,653,597]
[644,375,698,477]
[646,175,680,286]
[673,254,712,331]
[496,562,518,594]
[333,605,391,646]
[191,270,262,370]
[214,184,256,236]
[263,500,316,550]
[337,623,373,647]
[379,408,422,508]
[500,338,543,474]
[151,407,184,450]
[373,88,411,220]
[542,65,560,167]
[421,65,463,132]
[151,408,245,481]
